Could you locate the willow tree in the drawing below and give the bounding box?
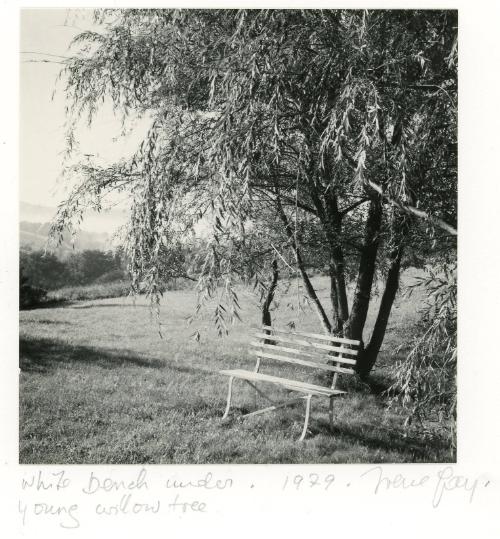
[52,9,457,377]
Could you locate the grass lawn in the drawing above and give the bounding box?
[19,272,455,464]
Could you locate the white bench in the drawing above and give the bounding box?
[220,325,361,441]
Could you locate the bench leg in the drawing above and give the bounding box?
[222,376,235,419]
[299,394,312,442]
[329,396,334,430]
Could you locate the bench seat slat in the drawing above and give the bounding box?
[220,369,346,396]
[249,349,355,375]
[254,333,358,363]
[259,325,361,346]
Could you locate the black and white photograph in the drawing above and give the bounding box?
[17,7,460,466]
[5,0,500,535]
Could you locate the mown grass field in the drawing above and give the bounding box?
[19,272,455,464]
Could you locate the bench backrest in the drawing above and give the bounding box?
[251,325,360,389]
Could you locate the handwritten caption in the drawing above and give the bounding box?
[18,466,490,529]
[19,470,230,529]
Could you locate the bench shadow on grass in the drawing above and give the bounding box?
[19,335,199,375]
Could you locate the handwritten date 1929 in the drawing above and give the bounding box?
[282,473,335,491]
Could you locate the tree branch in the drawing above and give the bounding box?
[364,179,457,236]
[340,197,370,216]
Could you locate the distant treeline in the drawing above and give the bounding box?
[20,247,127,291]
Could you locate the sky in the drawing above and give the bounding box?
[19,9,150,211]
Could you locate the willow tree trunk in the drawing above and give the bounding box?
[262,258,279,343]
[330,245,349,330]
[323,191,349,335]
[356,244,404,379]
[329,263,341,333]
[346,198,383,344]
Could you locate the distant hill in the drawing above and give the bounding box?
[20,202,58,225]
[20,221,112,254]
[20,201,128,234]
[20,201,129,255]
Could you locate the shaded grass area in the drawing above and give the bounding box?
[19,274,455,464]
